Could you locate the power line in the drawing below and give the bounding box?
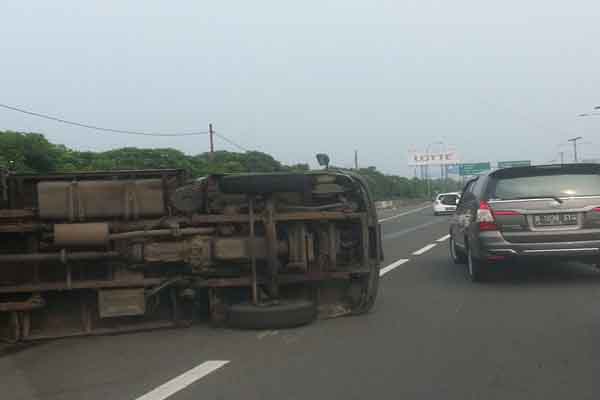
[0,103,209,137]
[214,132,249,152]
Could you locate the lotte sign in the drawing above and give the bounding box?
[409,151,460,166]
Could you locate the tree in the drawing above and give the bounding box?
[1,130,458,200]
[0,131,59,173]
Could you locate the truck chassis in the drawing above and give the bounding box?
[0,168,382,342]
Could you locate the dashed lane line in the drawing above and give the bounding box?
[412,243,437,256]
[379,259,410,276]
[135,361,229,400]
[378,205,430,223]
[436,234,450,242]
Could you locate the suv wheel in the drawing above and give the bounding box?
[449,235,467,264]
[467,244,487,282]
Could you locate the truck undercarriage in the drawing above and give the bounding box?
[0,169,382,342]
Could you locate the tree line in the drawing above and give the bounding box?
[0,131,461,200]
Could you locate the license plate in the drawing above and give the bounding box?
[533,213,578,227]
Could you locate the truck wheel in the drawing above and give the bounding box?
[226,300,317,329]
[349,269,380,315]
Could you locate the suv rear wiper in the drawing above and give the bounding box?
[510,196,564,204]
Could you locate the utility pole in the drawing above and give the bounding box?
[559,151,564,164]
[354,150,358,169]
[209,123,215,154]
[568,136,582,162]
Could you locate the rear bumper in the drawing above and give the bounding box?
[478,231,600,258]
[433,205,456,214]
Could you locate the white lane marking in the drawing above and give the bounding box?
[378,205,430,223]
[257,330,279,339]
[436,234,451,242]
[412,243,437,256]
[379,259,410,276]
[135,361,229,400]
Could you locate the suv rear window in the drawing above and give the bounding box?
[491,173,600,199]
[439,194,459,205]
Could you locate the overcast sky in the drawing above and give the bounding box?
[2,1,600,175]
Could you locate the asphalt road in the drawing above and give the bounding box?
[3,204,600,399]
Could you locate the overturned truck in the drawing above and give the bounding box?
[0,168,382,342]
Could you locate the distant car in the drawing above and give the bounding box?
[449,164,600,282]
[433,192,461,215]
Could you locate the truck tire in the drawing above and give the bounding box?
[351,268,380,315]
[226,300,317,329]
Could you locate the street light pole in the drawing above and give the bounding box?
[574,106,600,162]
[568,136,582,162]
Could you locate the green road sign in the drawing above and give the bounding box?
[459,162,491,176]
[497,160,531,168]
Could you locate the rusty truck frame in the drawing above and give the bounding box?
[0,168,382,342]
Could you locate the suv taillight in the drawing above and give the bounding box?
[477,201,498,231]
[493,210,521,216]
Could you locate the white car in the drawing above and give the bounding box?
[432,192,461,215]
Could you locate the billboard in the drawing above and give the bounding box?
[408,151,460,166]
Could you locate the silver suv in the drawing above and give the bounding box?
[449,164,600,281]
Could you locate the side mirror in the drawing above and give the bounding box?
[316,153,330,169]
